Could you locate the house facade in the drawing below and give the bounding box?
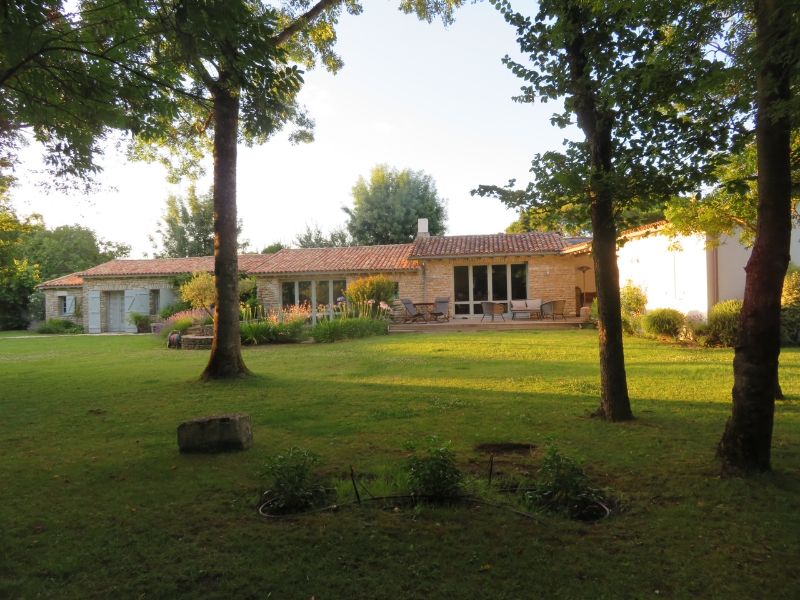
[39,229,595,332]
[566,221,800,316]
[43,219,798,331]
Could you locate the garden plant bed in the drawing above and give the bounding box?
[1,331,799,598]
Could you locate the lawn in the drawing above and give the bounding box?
[1,331,799,599]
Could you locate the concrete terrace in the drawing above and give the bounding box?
[389,316,590,333]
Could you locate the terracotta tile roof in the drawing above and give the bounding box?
[561,220,669,255]
[249,244,417,274]
[80,255,268,277]
[38,272,85,289]
[410,232,568,258]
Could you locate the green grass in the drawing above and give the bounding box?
[1,331,799,599]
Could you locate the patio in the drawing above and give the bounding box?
[389,315,589,333]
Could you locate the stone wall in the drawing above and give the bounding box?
[420,255,579,317]
[43,288,84,326]
[254,257,578,318]
[83,276,178,332]
[255,271,424,312]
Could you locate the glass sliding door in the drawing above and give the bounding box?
[452,263,529,315]
[453,266,470,315]
[472,265,488,314]
[281,279,348,313]
[281,282,296,308]
[511,263,528,299]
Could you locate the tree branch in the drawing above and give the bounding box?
[274,0,344,46]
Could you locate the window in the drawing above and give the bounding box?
[281,279,348,313]
[281,282,295,308]
[298,281,312,307]
[492,265,508,301]
[149,290,160,315]
[59,295,75,316]
[452,263,528,315]
[511,264,528,299]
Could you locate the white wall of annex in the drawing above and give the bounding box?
[617,233,709,315]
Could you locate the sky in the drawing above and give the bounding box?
[11,1,574,258]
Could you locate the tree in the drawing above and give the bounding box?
[294,223,351,248]
[151,186,247,258]
[505,201,664,236]
[488,0,741,421]
[129,0,356,379]
[0,2,177,189]
[344,165,447,245]
[0,200,42,329]
[717,0,799,472]
[23,224,130,280]
[665,134,800,248]
[180,272,216,319]
[3,0,463,378]
[261,241,287,254]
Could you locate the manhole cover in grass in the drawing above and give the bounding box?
[475,442,535,455]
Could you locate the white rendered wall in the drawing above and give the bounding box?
[617,233,709,315]
[715,234,751,303]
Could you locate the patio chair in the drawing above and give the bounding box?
[540,299,566,320]
[429,297,450,322]
[480,301,506,321]
[400,298,427,323]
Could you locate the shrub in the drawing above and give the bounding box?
[620,281,647,317]
[406,437,463,502]
[128,312,152,333]
[180,272,215,319]
[781,306,800,346]
[159,308,206,336]
[345,275,397,305]
[240,320,275,345]
[239,317,307,345]
[621,313,642,335]
[159,300,192,320]
[311,317,388,343]
[705,299,742,347]
[262,447,326,514]
[37,319,84,334]
[682,311,708,342]
[782,267,800,307]
[643,308,685,339]
[522,444,607,521]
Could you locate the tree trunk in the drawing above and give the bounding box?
[202,85,251,379]
[565,4,633,421]
[589,126,633,422]
[717,0,793,471]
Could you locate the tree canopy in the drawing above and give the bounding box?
[344,165,447,245]
[23,224,130,281]
[1,199,41,329]
[665,134,800,248]
[261,241,287,254]
[150,186,246,258]
[294,223,351,248]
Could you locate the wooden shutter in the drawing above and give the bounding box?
[88,291,101,333]
[124,288,150,333]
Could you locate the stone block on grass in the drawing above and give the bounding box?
[177,413,253,453]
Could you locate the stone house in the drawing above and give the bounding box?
[39,227,595,332]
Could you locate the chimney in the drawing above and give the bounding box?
[417,218,429,238]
